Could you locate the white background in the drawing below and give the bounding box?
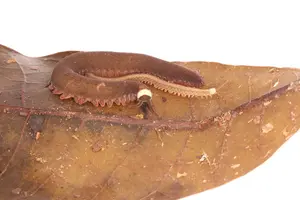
[0,1,299,199]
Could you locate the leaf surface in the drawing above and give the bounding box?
[1,44,300,200]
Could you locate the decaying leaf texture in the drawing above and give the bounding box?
[0,44,300,200]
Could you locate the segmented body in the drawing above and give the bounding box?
[48,51,216,107]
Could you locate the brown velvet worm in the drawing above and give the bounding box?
[48,51,217,108]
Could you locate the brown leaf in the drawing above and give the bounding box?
[1,44,300,199]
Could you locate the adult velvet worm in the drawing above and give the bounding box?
[48,51,216,107]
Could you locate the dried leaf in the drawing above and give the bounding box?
[1,44,300,199]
